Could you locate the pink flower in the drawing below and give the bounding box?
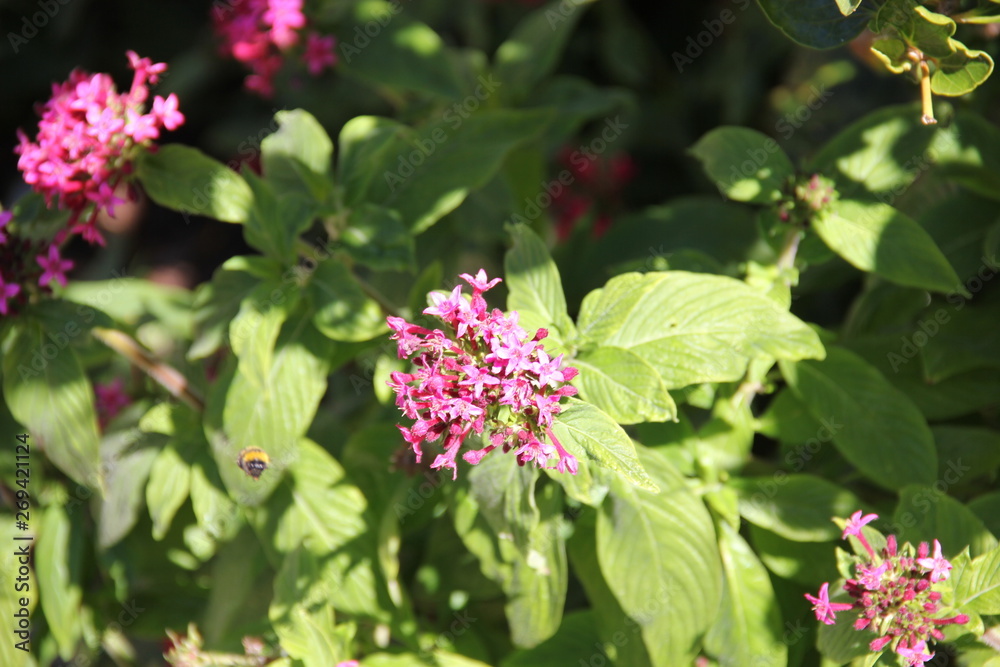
[303,32,337,75]
[95,378,131,429]
[15,52,183,240]
[152,94,185,130]
[916,539,952,583]
[896,640,935,665]
[387,270,578,478]
[804,582,853,625]
[213,0,335,97]
[0,211,11,245]
[842,510,878,558]
[0,272,22,316]
[36,244,74,288]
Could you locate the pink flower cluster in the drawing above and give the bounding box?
[552,147,635,242]
[213,0,337,97]
[387,270,580,479]
[15,52,184,246]
[95,378,132,430]
[806,511,969,666]
[0,210,75,317]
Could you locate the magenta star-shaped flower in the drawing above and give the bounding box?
[303,32,337,75]
[842,510,878,558]
[917,539,952,583]
[896,639,934,666]
[36,244,74,288]
[804,582,854,625]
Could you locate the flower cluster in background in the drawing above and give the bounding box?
[212,0,337,97]
[805,511,969,666]
[552,147,635,241]
[15,51,184,247]
[387,270,579,479]
[95,378,132,430]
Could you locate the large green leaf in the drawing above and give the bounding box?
[689,127,794,204]
[464,459,567,648]
[221,309,333,497]
[340,204,415,272]
[892,485,997,558]
[573,346,677,424]
[242,170,316,264]
[807,104,936,202]
[550,398,657,492]
[704,521,787,667]
[727,475,863,541]
[269,547,349,667]
[756,0,869,49]
[358,109,554,233]
[0,515,36,666]
[2,321,102,490]
[919,306,1000,381]
[247,439,387,619]
[338,0,466,99]
[953,545,1000,614]
[188,256,273,360]
[305,259,387,342]
[37,504,83,659]
[749,525,840,586]
[812,199,960,293]
[135,144,253,223]
[493,0,597,104]
[260,109,333,204]
[504,224,575,341]
[97,432,158,550]
[596,447,723,667]
[501,611,602,667]
[576,271,825,388]
[779,347,937,490]
[930,111,1000,199]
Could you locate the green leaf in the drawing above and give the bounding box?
[932,45,994,96]
[0,516,37,666]
[816,595,869,664]
[357,109,554,233]
[247,439,386,619]
[550,398,657,492]
[242,171,315,264]
[338,0,466,99]
[338,116,408,209]
[749,525,840,586]
[230,279,298,386]
[2,321,102,490]
[260,109,333,204]
[305,259,387,342]
[340,204,415,272]
[269,547,347,667]
[37,504,83,659]
[501,611,602,667]
[145,442,192,541]
[931,111,1000,199]
[135,144,253,223]
[813,199,960,293]
[727,475,863,541]
[755,0,869,49]
[576,271,825,388]
[504,224,574,339]
[919,306,1000,381]
[807,104,936,201]
[704,522,787,667]
[933,426,1000,487]
[779,347,937,490]
[220,309,333,497]
[953,545,1000,614]
[494,0,597,104]
[596,447,723,666]
[574,346,677,424]
[189,256,276,361]
[689,127,794,203]
[892,485,998,558]
[97,436,158,550]
[835,0,864,15]
[969,492,1000,538]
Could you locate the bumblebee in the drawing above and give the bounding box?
[237,447,270,480]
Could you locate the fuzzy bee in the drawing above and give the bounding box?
[237,447,270,481]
